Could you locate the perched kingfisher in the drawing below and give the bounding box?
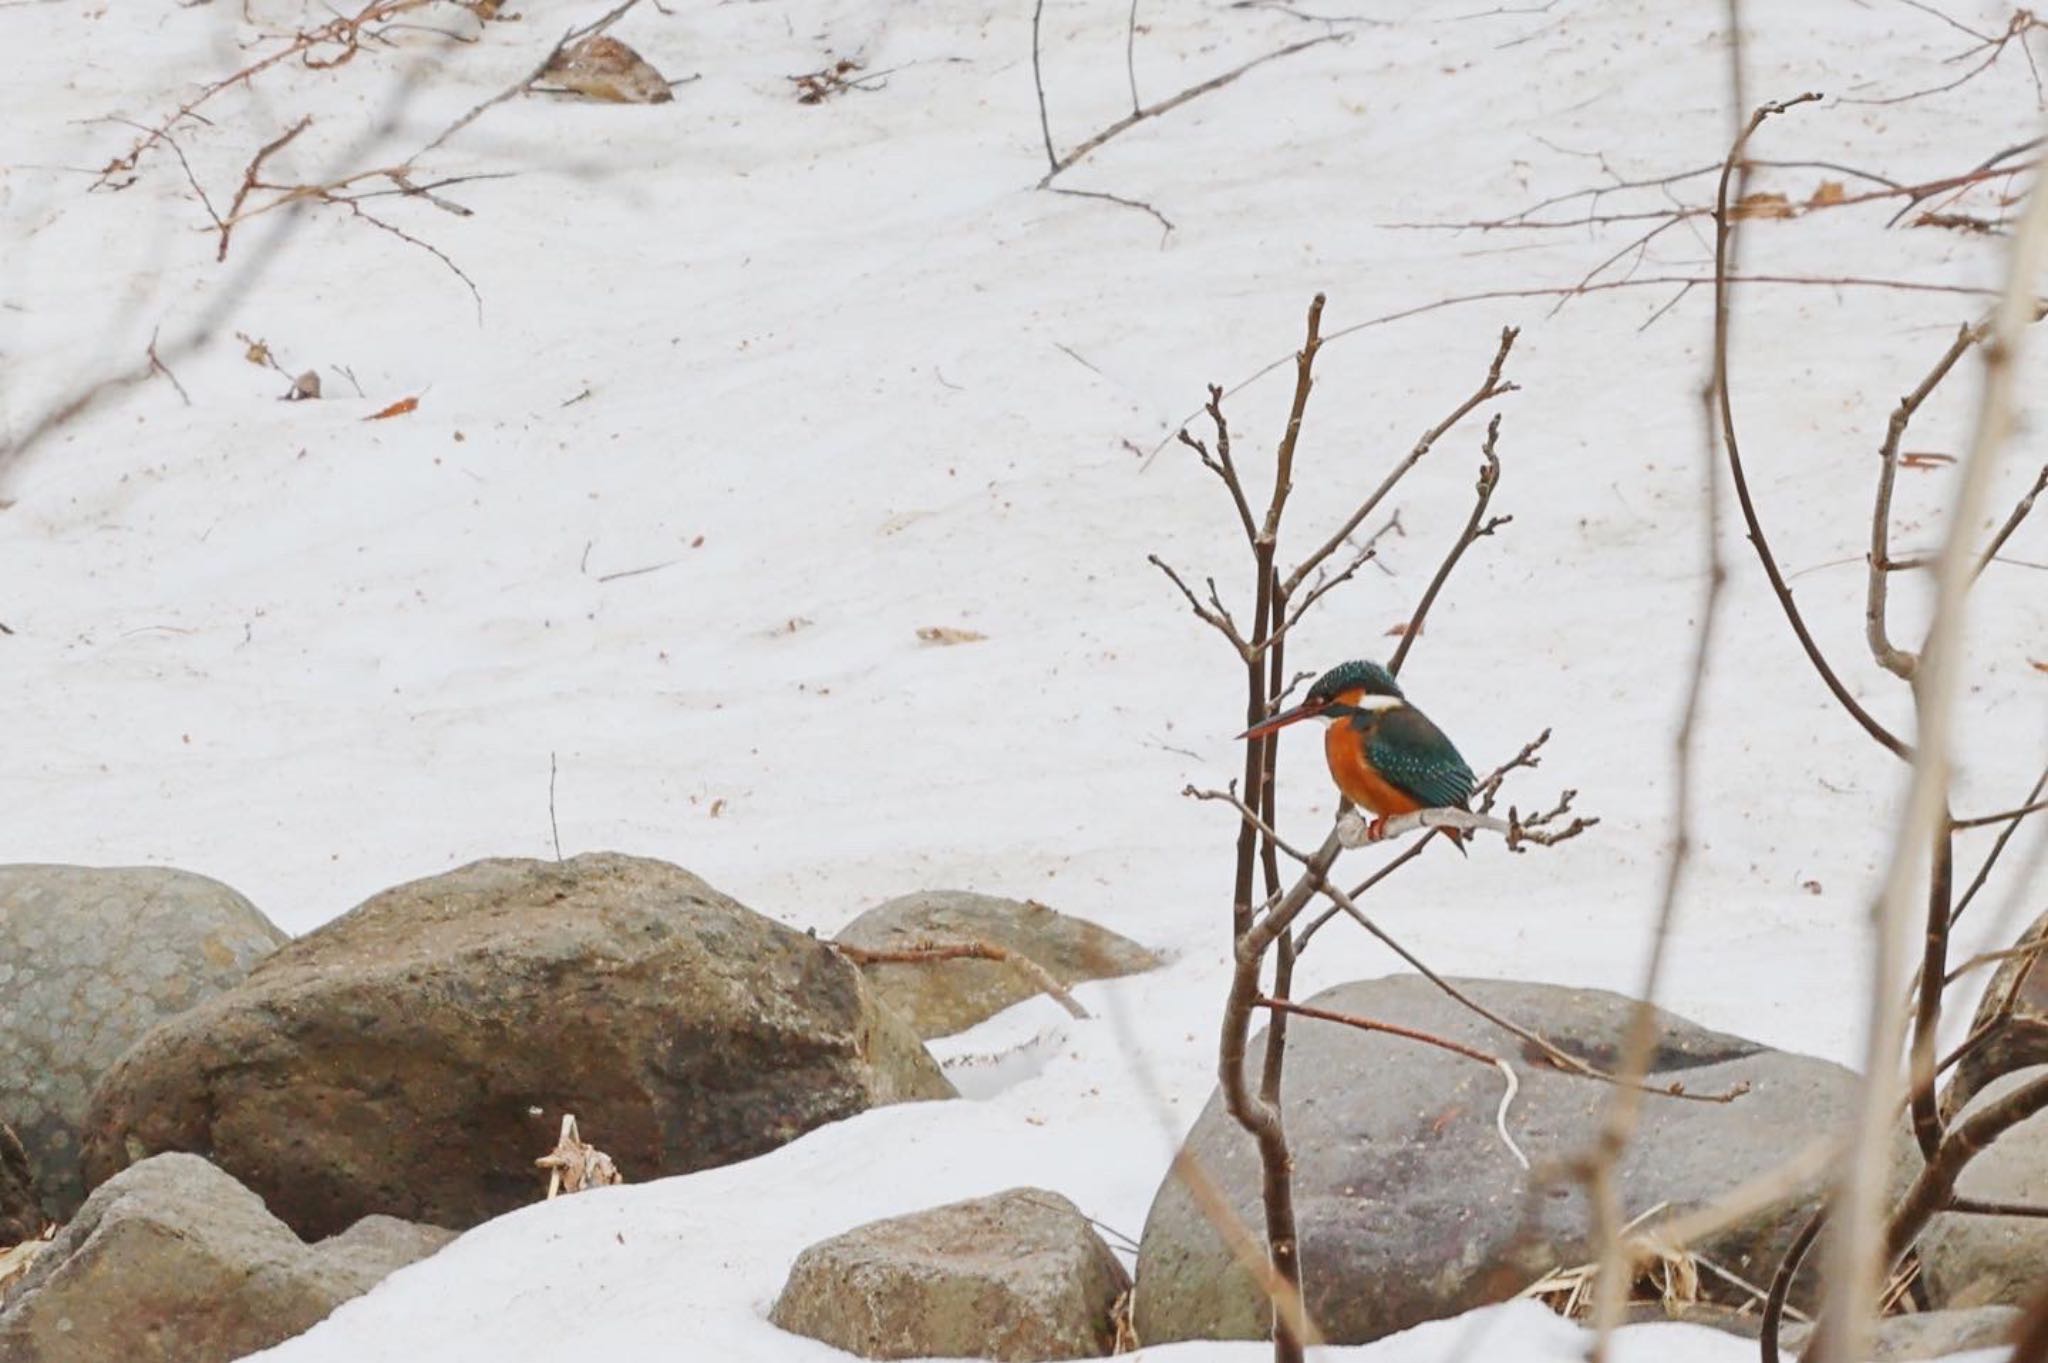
[1240,659,1476,847]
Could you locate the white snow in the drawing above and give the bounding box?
[2,0,2044,1358]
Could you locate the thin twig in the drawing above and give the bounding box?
[1049,185,1174,239]
[1953,762,2048,924]
[1037,34,1341,187]
[547,751,563,861]
[1149,554,1252,657]
[1711,95,1912,762]
[1387,412,1508,674]
[1955,797,2048,830]
[1254,997,1529,1169]
[1124,0,1141,114]
[1031,0,1058,174]
[1308,870,1742,1103]
[1867,323,1983,679]
[1281,327,1517,595]
[1977,463,2048,578]
[146,328,192,406]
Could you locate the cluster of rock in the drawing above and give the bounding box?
[0,854,1156,1360]
[9,849,2048,1362]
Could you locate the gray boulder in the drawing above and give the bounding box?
[772,1188,1129,1360]
[85,853,953,1239]
[1783,1306,2021,1360]
[1134,975,1850,1345]
[836,891,1161,1038]
[0,1152,451,1363]
[1902,1065,2048,1308]
[0,864,285,1220]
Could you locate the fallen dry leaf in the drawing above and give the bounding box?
[1731,191,1794,220]
[540,35,674,104]
[1808,180,1847,208]
[2033,659,2048,674]
[917,626,987,646]
[1901,452,1957,469]
[1385,621,1419,638]
[364,396,419,421]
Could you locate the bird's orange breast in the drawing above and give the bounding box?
[1324,723,1423,817]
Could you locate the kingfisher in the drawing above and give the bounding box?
[1240,659,1476,847]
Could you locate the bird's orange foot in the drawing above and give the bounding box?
[1365,815,1389,841]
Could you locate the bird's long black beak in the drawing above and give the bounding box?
[1238,699,1323,741]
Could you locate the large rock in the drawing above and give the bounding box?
[1902,1065,2048,1309]
[84,853,953,1239]
[0,1152,451,1363]
[836,891,1161,1038]
[1134,975,1850,1346]
[0,865,285,1220]
[771,1188,1129,1360]
[1783,1306,2022,1360]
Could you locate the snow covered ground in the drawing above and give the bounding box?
[2,0,2044,1358]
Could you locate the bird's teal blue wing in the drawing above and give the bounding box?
[1366,707,1475,810]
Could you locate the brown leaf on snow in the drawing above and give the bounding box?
[2033,659,2048,674]
[1385,621,1419,638]
[1730,191,1795,220]
[540,35,674,104]
[364,396,419,421]
[917,626,987,646]
[1900,452,1956,469]
[1808,180,1847,207]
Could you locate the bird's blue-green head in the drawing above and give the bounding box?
[1304,659,1401,708]
[1240,659,1402,738]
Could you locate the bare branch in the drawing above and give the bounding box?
[1954,762,2048,925]
[1261,515,1401,659]
[1178,386,1258,545]
[1030,0,1058,174]
[1309,872,1745,1104]
[1867,323,1982,679]
[1388,411,1509,674]
[1955,797,2048,830]
[1283,326,1517,596]
[1256,997,1529,1168]
[1977,462,2048,578]
[1148,554,1251,658]
[1038,34,1343,188]
[1709,95,1913,762]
